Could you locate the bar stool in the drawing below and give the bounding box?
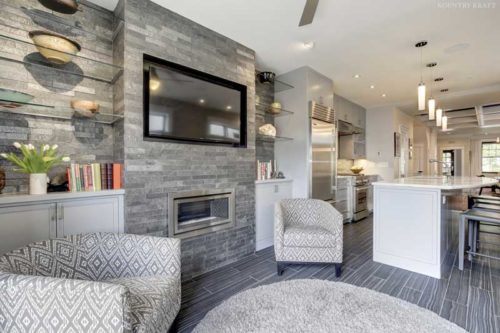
[459,208,500,270]
[467,195,500,252]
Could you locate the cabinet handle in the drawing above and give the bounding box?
[57,203,64,221]
[50,205,56,222]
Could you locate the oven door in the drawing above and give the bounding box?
[354,186,369,212]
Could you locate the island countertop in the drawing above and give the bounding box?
[373,176,497,190]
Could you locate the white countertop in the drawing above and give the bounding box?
[373,176,497,190]
[0,190,125,206]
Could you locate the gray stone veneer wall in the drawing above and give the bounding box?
[0,0,116,193]
[119,0,256,278]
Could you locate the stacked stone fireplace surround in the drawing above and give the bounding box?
[115,0,260,279]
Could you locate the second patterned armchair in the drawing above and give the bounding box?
[0,233,181,333]
[274,199,343,276]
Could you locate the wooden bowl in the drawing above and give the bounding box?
[71,100,99,118]
[29,30,81,64]
[38,0,79,14]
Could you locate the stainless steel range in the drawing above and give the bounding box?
[338,173,370,222]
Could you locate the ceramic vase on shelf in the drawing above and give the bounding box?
[29,173,48,195]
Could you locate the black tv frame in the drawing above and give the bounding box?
[143,54,247,148]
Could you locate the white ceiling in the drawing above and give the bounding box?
[91,0,500,132]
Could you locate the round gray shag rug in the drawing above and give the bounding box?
[193,279,466,333]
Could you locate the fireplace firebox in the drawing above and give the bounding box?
[168,189,235,238]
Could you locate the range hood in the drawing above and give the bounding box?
[338,120,363,136]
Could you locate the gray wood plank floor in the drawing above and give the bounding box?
[172,216,500,333]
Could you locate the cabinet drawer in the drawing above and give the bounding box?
[337,178,349,187]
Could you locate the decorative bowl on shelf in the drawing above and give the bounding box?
[71,100,99,118]
[350,166,364,174]
[0,88,34,108]
[29,30,81,65]
[270,102,282,114]
[38,0,79,14]
[258,124,277,137]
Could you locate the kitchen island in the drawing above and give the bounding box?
[373,176,497,279]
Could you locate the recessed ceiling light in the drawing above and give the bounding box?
[426,62,437,68]
[440,88,449,92]
[434,77,444,82]
[303,41,315,49]
[353,74,360,79]
[226,105,232,110]
[381,93,386,98]
[370,85,375,89]
[199,99,205,104]
[444,43,470,54]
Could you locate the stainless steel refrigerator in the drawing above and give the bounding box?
[309,101,337,204]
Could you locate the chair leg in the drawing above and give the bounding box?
[459,215,465,270]
[277,263,285,276]
[334,263,342,277]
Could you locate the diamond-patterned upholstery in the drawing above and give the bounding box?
[275,199,343,264]
[0,233,181,333]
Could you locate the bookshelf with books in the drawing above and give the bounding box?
[67,163,123,192]
[256,160,278,180]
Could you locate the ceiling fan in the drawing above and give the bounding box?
[299,0,319,27]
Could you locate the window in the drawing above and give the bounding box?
[481,142,500,172]
[442,151,453,175]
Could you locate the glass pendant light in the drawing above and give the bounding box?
[415,41,428,111]
[427,62,437,120]
[436,108,443,127]
[441,115,448,131]
[418,83,426,111]
[428,98,436,120]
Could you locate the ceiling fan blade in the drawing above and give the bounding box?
[299,0,319,27]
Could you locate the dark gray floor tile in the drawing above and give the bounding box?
[418,277,448,314]
[470,259,492,291]
[378,268,411,297]
[440,300,467,330]
[373,264,395,279]
[404,272,430,291]
[445,267,470,305]
[398,286,422,304]
[466,287,497,333]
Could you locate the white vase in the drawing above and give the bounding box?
[29,173,47,195]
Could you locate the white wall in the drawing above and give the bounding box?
[363,106,414,181]
[274,66,334,198]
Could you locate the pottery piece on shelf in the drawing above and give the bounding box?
[270,102,282,114]
[38,0,79,14]
[350,166,364,174]
[71,100,100,118]
[29,30,81,64]
[258,124,277,137]
[0,88,34,108]
[257,71,276,84]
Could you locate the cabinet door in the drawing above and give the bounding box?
[255,182,293,251]
[57,197,120,237]
[0,203,56,255]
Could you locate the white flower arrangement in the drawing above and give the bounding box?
[1,142,70,174]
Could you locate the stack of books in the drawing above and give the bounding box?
[256,160,277,180]
[67,163,122,192]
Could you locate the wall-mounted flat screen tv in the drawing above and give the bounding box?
[143,54,247,147]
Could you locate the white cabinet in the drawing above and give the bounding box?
[255,179,293,251]
[0,190,125,254]
[0,203,56,254]
[56,197,121,237]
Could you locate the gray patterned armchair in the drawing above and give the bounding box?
[0,233,181,333]
[275,199,343,276]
